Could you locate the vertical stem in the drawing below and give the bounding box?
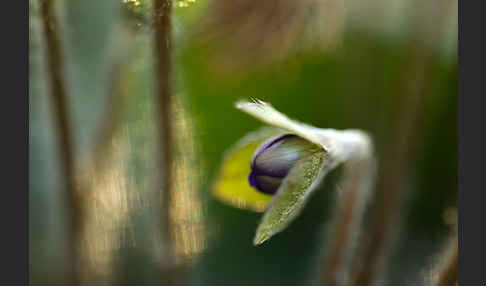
[349,44,428,286]
[38,0,81,285]
[321,158,374,286]
[349,1,454,285]
[153,0,176,284]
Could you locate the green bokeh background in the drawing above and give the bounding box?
[29,0,457,285]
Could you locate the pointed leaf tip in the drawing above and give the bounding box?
[253,231,269,246]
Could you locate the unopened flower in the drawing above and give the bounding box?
[213,99,372,245]
[249,134,323,195]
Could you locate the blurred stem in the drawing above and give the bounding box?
[321,158,375,286]
[38,0,81,285]
[153,0,177,284]
[349,43,429,286]
[348,1,455,285]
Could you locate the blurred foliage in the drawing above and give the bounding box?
[30,0,457,285]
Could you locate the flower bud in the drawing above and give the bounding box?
[249,134,321,194]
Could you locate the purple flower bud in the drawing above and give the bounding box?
[249,134,320,194]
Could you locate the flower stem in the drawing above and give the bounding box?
[38,0,82,284]
[314,130,375,286]
[321,155,375,286]
[153,0,178,283]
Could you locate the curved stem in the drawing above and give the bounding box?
[321,154,376,286]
